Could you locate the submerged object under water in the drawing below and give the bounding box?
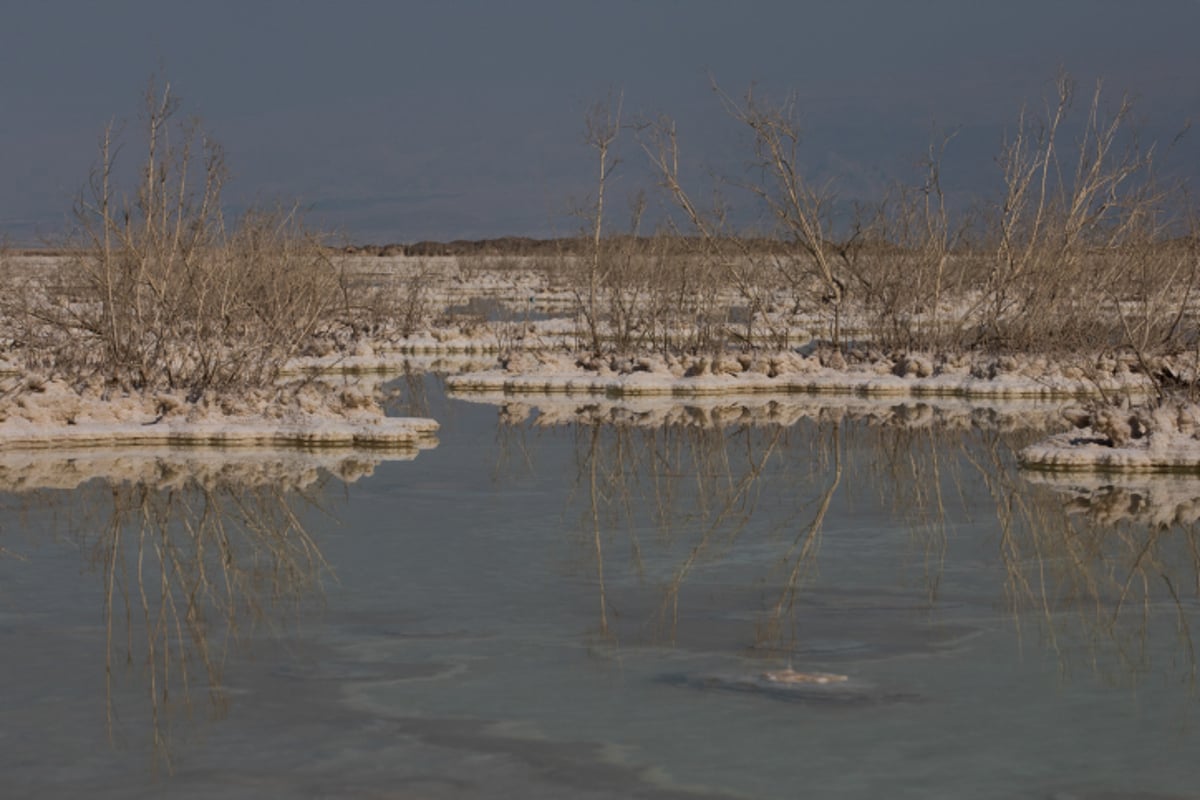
[659,668,917,707]
[760,668,848,685]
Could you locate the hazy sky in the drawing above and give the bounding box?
[3,0,1198,243]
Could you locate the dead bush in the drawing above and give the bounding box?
[4,78,347,398]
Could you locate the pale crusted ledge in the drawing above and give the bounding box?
[0,376,439,451]
[1019,432,1200,474]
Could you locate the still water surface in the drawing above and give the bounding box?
[2,376,1199,799]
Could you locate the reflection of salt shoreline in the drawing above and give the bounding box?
[451,391,1069,431]
[0,418,440,450]
[0,447,410,493]
[1020,433,1200,474]
[1023,471,1200,527]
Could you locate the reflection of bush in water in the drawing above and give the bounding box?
[981,457,1200,688]
[32,460,348,768]
[1025,473,1200,529]
[523,402,1200,689]
[547,407,1017,653]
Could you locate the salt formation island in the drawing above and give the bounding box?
[0,375,438,452]
[446,349,1155,401]
[1020,400,1200,474]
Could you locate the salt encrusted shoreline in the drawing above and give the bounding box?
[5,331,1194,473]
[1016,399,1200,473]
[444,351,1200,473]
[0,378,438,451]
[445,351,1154,400]
[1019,433,1200,474]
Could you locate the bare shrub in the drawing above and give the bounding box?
[636,117,759,354]
[628,73,1197,371]
[853,134,971,351]
[576,91,623,356]
[338,263,431,345]
[972,74,1192,356]
[561,95,730,358]
[5,78,345,398]
[715,85,853,345]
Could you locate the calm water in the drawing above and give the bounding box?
[2,377,1199,799]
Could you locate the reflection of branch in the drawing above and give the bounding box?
[560,407,970,655]
[587,425,611,636]
[1025,473,1200,528]
[655,425,784,642]
[381,364,431,420]
[61,467,337,769]
[867,425,960,604]
[0,543,26,560]
[566,416,790,642]
[573,421,658,639]
[980,444,1200,691]
[757,423,842,650]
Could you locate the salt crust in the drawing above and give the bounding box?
[1019,399,1200,473]
[0,256,1175,464]
[0,378,438,450]
[1020,432,1200,474]
[445,351,1150,400]
[440,350,1200,473]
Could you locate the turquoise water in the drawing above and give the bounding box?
[2,377,1199,799]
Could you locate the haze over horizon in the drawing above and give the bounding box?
[3,0,1199,245]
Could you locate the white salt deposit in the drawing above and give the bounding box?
[1020,399,1200,473]
[4,254,1189,471]
[446,350,1153,401]
[1019,432,1200,473]
[0,377,438,450]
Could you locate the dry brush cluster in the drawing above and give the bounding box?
[0,80,398,402]
[564,75,1200,379]
[2,72,1198,405]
